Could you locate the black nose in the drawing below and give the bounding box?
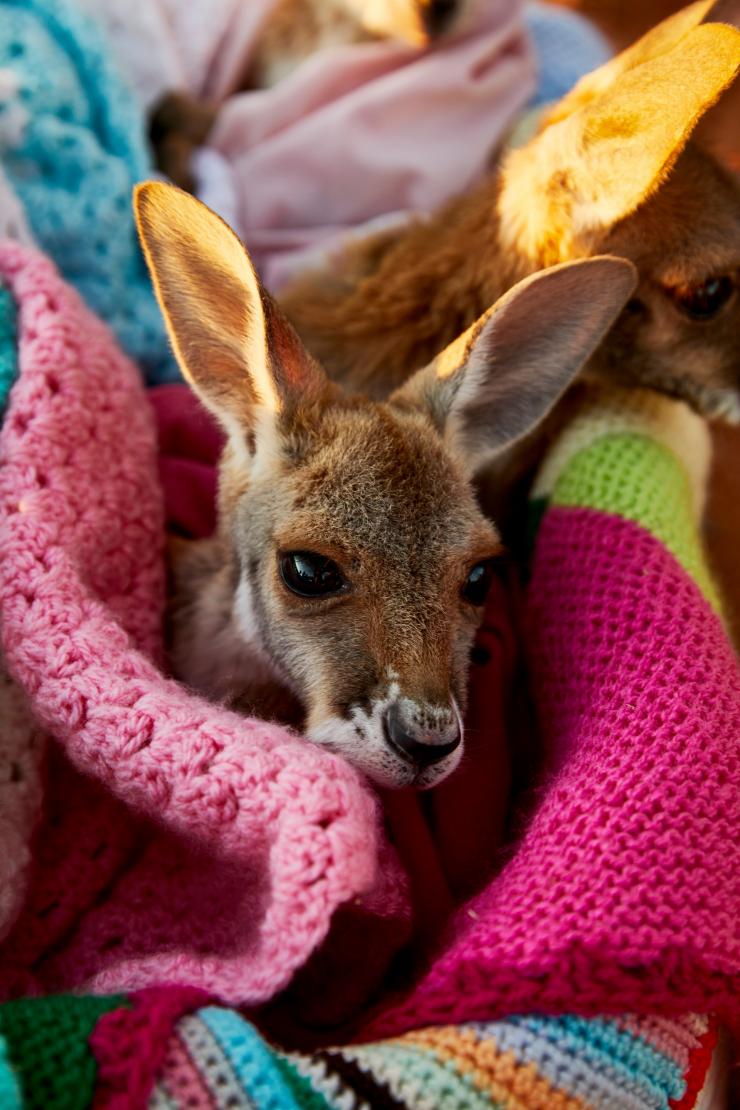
[384,702,461,767]
[422,0,459,37]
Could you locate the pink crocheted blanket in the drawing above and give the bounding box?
[0,243,738,1034]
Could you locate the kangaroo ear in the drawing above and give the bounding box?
[501,23,740,262]
[391,257,636,472]
[541,1,733,128]
[134,182,330,446]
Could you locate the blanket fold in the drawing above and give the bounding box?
[366,387,740,1037]
[0,243,738,1039]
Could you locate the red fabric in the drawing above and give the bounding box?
[91,986,211,1109]
[148,384,223,538]
[669,1025,719,1110]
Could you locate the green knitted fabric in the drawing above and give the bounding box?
[272,1054,332,1110]
[549,432,721,611]
[0,994,124,1109]
[0,285,18,414]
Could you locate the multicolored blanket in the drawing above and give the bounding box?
[0,988,724,1109]
[0,239,737,1107]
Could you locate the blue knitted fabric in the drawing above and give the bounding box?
[0,286,18,413]
[0,0,178,384]
[525,0,611,107]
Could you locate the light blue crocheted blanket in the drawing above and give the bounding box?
[0,0,178,384]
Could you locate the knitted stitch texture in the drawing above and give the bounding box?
[365,387,739,1036]
[0,244,737,1030]
[0,242,406,1007]
[0,988,722,1109]
[0,0,177,383]
[0,287,46,944]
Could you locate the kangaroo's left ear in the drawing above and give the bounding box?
[391,257,637,473]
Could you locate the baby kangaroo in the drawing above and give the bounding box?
[281,1,740,419]
[135,183,635,788]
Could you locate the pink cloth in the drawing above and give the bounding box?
[100,0,534,289]
[205,0,535,288]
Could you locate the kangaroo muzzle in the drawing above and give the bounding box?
[383,698,462,767]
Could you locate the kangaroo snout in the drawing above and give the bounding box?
[383,699,461,768]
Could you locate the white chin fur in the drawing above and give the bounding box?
[307,690,464,789]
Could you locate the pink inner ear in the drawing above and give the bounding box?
[262,294,327,403]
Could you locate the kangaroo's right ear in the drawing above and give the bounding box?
[134,182,331,450]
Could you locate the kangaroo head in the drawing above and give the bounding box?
[136,182,634,788]
[499,0,740,417]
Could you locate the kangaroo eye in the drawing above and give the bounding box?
[279,551,347,598]
[670,275,734,320]
[461,560,495,607]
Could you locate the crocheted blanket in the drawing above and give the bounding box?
[0,238,738,1092]
[0,987,725,1109]
[0,0,177,383]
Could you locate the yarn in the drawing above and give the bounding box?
[0,0,177,383]
[0,993,124,1108]
[0,243,737,1036]
[0,988,721,1109]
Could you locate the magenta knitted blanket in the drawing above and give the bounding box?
[0,243,738,1031]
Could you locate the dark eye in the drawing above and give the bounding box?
[670,276,734,320]
[279,551,347,598]
[461,560,495,607]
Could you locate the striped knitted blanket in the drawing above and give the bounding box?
[0,988,725,1108]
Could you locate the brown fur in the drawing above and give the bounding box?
[135,182,634,787]
[280,4,740,420]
